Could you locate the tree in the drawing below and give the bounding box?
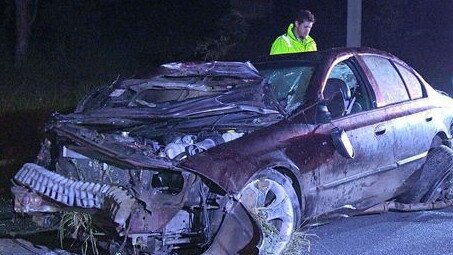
[14,0,32,67]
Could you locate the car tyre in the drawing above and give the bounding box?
[398,145,453,203]
[238,169,301,255]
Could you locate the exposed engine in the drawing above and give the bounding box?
[162,130,243,160]
[109,129,244,161]
[12,127,245,254]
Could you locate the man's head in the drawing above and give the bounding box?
[294,10,315,40]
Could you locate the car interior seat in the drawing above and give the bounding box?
[324,78,351,118]
[324,78,363,117]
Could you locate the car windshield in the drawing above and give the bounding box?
[256,63,316,114]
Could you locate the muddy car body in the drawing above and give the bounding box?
[12,47,453,254]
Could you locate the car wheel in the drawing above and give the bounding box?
[238,169,300,255]
[398,145,453,203]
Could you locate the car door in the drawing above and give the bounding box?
[309,57,398,216]
[359,54,438,189]
[388,60,436,163]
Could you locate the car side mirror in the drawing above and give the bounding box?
[331,127,355,159]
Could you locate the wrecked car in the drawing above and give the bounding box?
[11,47,453,254]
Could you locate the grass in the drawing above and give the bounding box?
[283,231,318,255]
[59,211,103,255]
[251,208,315,255]
[0,47,142,116]
[0,63,106,115]
[0,77,93,114]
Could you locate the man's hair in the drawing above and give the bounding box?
[295,9,315,23]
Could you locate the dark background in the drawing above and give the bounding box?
[1,0,453,89]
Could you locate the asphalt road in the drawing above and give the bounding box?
[308,207,453,255]
[2,207,453,254]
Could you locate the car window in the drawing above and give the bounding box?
[362,55,410,106]
[394,62,424,99]
[328,61,358,89]
[324,60,372,118]
[258,64,315,114]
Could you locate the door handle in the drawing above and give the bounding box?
[374,125,386,136]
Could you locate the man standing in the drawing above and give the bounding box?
[270,10,317,55]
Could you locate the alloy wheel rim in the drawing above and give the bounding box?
[239,177,295,255]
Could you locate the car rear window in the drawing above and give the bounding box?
[394,63,424,100]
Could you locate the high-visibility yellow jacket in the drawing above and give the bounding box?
[270,23,317,55]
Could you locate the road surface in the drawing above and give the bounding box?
[308,206,453,255]
[2,207,453,254]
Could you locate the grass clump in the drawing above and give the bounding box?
[282,231,317,255]
[59,211,103,255]
[251,209,314,255]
